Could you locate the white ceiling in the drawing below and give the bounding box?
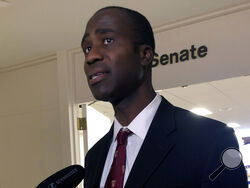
[1,0,250,68]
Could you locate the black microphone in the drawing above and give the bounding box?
[37,165,85,188]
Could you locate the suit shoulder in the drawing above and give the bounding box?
[159,97,235,140]
[174,106,232,131]
[172,106,238,147]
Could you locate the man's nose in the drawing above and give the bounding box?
[85,46,103,64]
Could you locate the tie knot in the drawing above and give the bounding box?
[117,129,132,145]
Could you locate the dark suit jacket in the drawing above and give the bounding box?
[84,97,248,188]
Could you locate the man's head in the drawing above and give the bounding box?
[95,7,155,53]
[82,6,155,103]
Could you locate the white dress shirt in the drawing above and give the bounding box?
[100,94,162,188]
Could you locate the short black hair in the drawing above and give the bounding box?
[95,6,155,53]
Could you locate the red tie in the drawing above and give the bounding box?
[104,129,132,188]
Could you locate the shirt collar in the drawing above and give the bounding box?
[113,93,162,142]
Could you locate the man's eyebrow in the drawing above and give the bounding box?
[81,28,115,46]
[95,28,115,34]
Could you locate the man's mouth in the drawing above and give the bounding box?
[89,72,107,85]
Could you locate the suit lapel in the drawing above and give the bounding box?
[90,126,113,187]
[125,98,177,188]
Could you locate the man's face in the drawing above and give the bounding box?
[82,9,144,102]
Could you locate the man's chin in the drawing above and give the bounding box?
[92,92,111,102]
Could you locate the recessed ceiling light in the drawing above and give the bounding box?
[227,123,240,128]
[190,107,213,116]
[0,0,9,8]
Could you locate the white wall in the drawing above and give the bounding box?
[0,58,63,188]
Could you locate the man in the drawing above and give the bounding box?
[81,6,248,188]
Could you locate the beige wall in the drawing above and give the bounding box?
[152,7,250,90]
[0,59,63,188]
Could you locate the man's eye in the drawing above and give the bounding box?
[104,38,114,45]
[85,46,91,54]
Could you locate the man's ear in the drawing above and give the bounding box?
[139,45,154,66]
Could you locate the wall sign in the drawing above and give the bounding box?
[152,45,208,67]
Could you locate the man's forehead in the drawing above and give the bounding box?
[93,8,128,19]
[87,9,131,28]
[84,15,118,37]
[82,8,135,46]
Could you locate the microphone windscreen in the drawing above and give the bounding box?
[37,165,85,188]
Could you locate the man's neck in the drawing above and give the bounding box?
[112,87,156,126]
